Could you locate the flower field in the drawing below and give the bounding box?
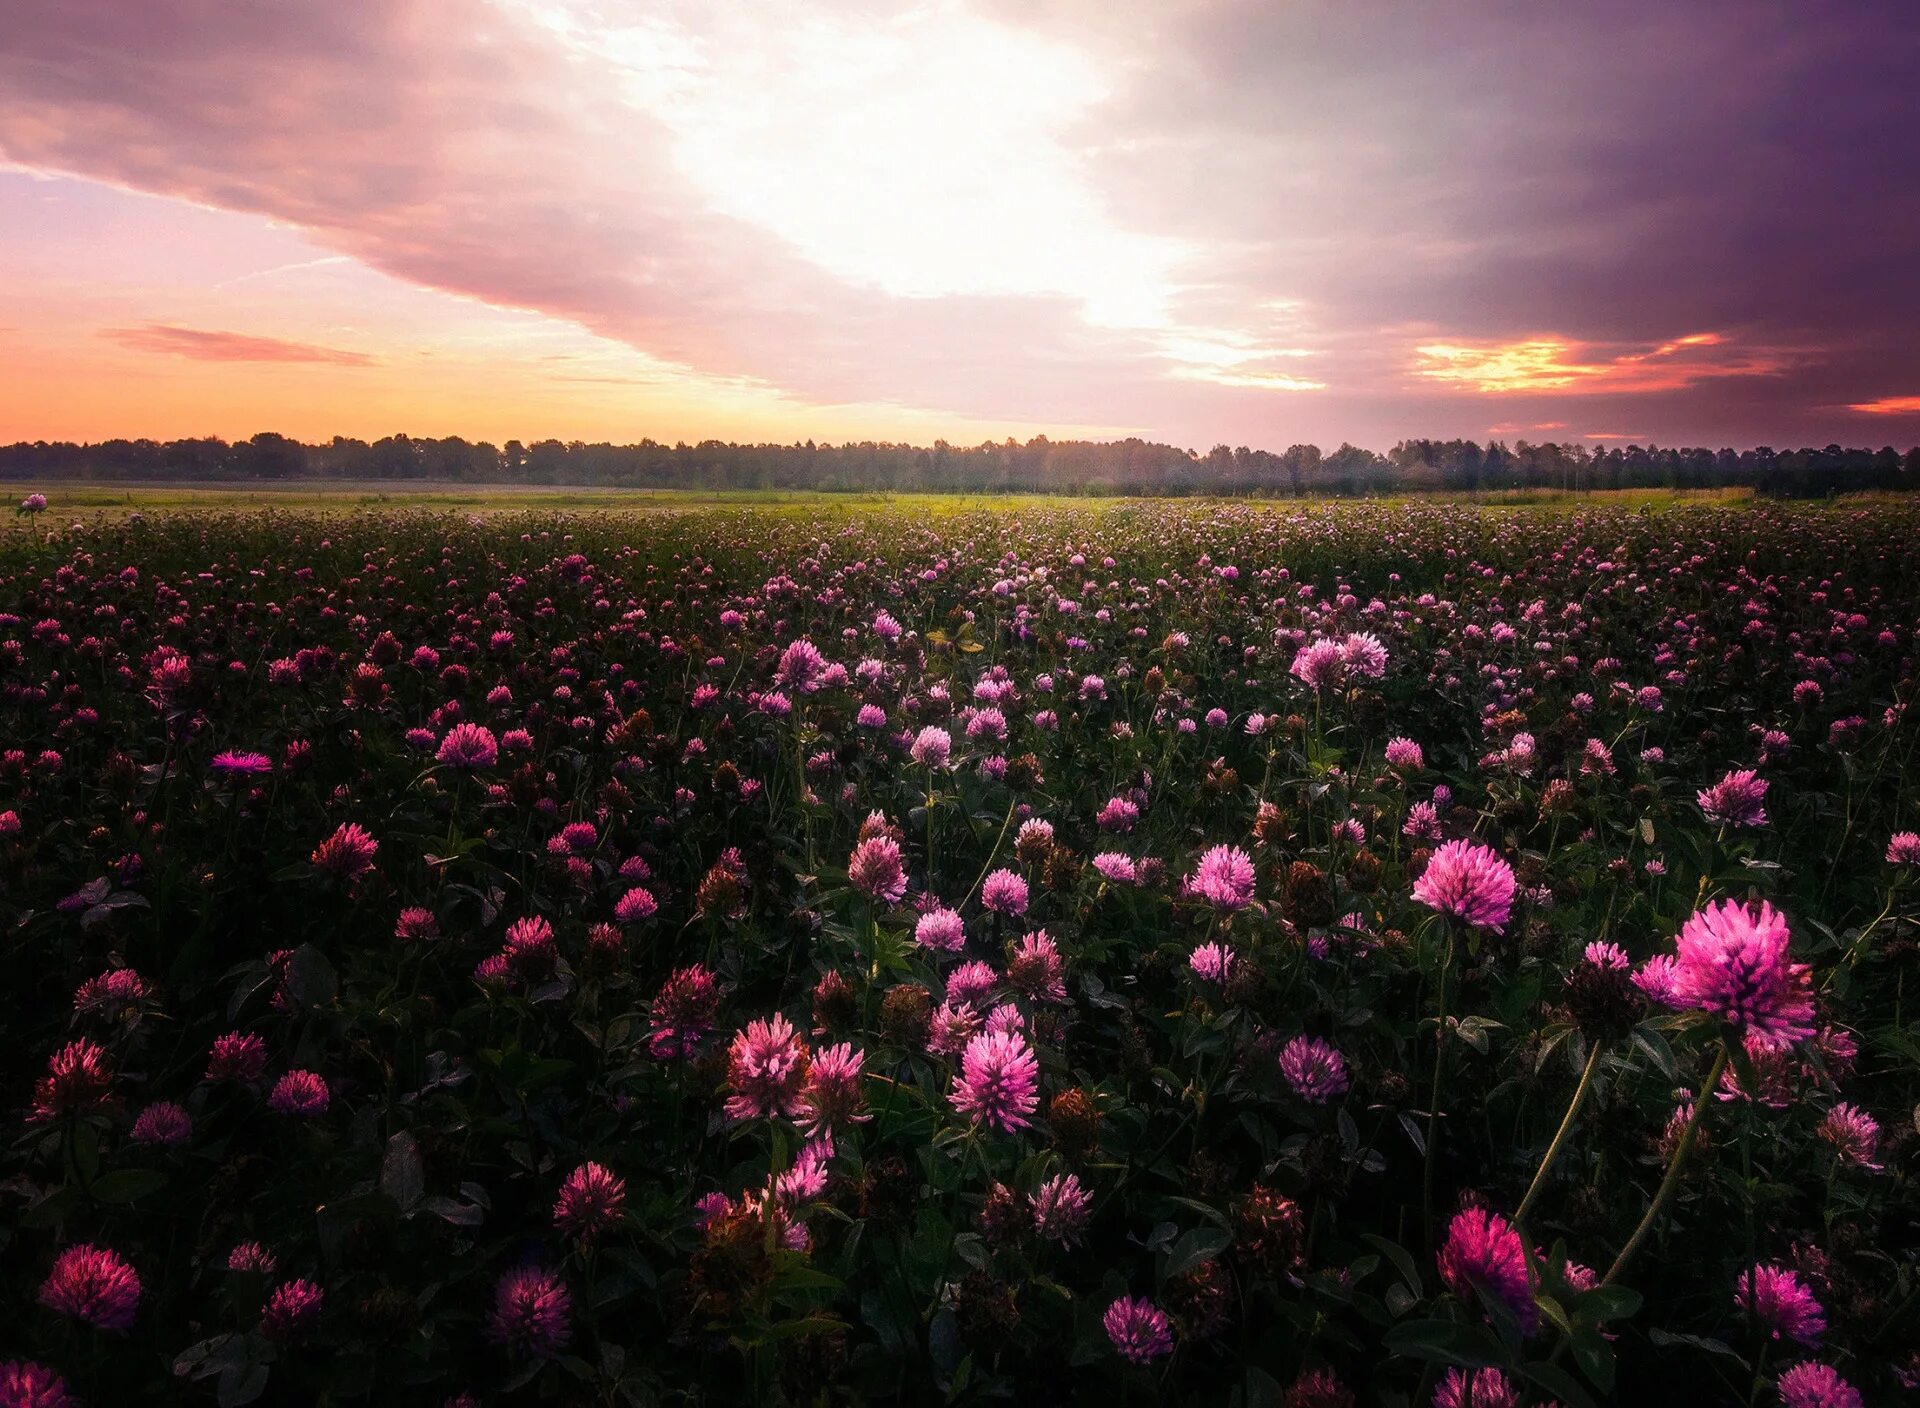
[2,498,1918,1406]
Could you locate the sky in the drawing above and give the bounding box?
[2,0,1918,453]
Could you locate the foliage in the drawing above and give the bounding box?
[1,499,1916,1404]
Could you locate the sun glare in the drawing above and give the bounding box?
[529,1,1186,329]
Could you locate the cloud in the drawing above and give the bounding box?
[1849,396,1920,415]
[2,0,1918,448]
[104,324,376,366]
[0,0,1226,433]
[1412,332,1786,396]
[212,255,352,289]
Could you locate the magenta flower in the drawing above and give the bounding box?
[1007,930,1066,1003]
[502,915,557,978]
[910,726,952,768]
[1437,1207,1537,1333]
[1278,1036,1350,1104]
[210,750,273,777]
[227,1242,277,1274]
[1030,1173,1092,1245]
[130,1101,193,1146]
[946,960,999,1007]
[774,638,828,692]
[1188,843,1257,911]
[0,1361,74,1407]
[268,1070,330,1116]
[1290,637,1344,689]
[553,1161,627,1243]
[436,722,498,769]
[725,1013,810,1121]
[847,834,908,906]
[1403,800,1442,840]
[1736,1263,1825,1344]
[613,886,658,924]
[1103,1296,1173,1364]
[796,1042,868,1141]
[1385,736,1425,769]
[487,1266,572,1358]
[31,1039,114,1120]
[950,1029,1040,1132]
[1340,630,1388,678]
[915,906,966,952]
[207,1030,268,1082]
[1584,940,1630,970]
[395,907,439,941]
[38,1244,141,1331]
[980,869,1029,917]
[648,965,720,1059]
[1817,1103,1881,1169]
[1189,942,1234,985]
[260,1278,324,1341]
[1698,767,1770,828]
[311,821,378,879]
[1888,831,1920,866]
[1667,899,1814,1049]
[928,1000,981,1055]
[1432,1367,1520,1408]
[1775,1363,1862,1408]
[1411,839,1517,933]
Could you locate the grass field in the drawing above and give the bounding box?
[0,480,1782,522]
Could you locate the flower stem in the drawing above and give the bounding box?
[1515,1038,1605,1229]
[1602,1040,1731,1286]
[1422,928,1457,1249]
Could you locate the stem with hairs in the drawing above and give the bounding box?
[1515,1038,1605,1229]
[1422,927,1457,1250]
[1602,1040,1731,1286]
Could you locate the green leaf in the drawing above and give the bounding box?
[1240,1365,1286,1408]
[70,1120,101,1183]
[90,1168,169,1204]
[1577,1284,1642,1323]
[1568,1325,1616,1393]
[380,1131,425,1212]
[1519,1359,1599,1408]
[1360,1233,1424,1297]
[1163,1226,1232,1280]
[283,944,338,1009]
[1380,1318,1501,1368]
[217,1360,270,1408]
[1648,1328,1747,1365]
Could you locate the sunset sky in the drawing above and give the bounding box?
[2,0,1917,451]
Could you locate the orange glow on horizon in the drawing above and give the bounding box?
[1412,331,1780,396]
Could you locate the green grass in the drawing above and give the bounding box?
[8,480,1900,525]
[1,483,1144,519]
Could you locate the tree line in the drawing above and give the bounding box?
[3,432,1915,498]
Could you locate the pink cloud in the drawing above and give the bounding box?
[105,324,374,366]
[1850,395,1920,415]
[1,0,1915,450]
[0,0,1176,431]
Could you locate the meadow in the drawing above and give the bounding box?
[1,493,1916,1406]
